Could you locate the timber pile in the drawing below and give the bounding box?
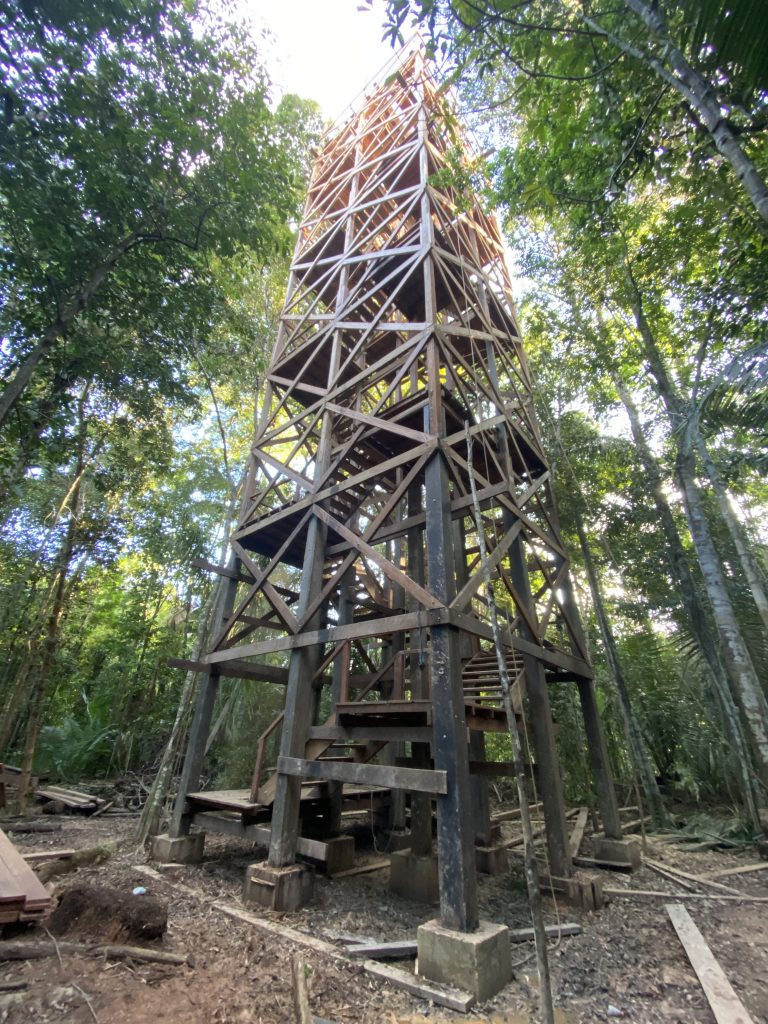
[35,784,107,813]
[0,827,51,924]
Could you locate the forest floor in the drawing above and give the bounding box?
[1,809,767,1024]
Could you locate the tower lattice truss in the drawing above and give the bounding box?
[185,51,623,930]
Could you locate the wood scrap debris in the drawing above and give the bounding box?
[666,903,755,1024]
[0,940,190,966]
[292,953,312,1024]
[22,848,76,864]
[604,887,768,902]
[362,960,475,1013]
[35,785,107,814]
[568,807,589,858]
[0,826,52,924]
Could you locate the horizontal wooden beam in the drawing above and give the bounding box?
[204,609,449,663]
[277,756,448,795]
[168,658,289,686]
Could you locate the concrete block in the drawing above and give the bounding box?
[475,843,508,875]
[243,861,314,911]
[150,831,205,864]
[389,850,439,903]
[417,918,512,1002]
[593,836,641,872]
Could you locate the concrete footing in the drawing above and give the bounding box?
[417,919,512,1002]
[150,831,205,864]
[593,836,641,872]
[475,843,508,875]
[243,861,314,911]
[389,850,438,903]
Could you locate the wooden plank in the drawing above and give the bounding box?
[666,903,755,1024]
[698,862,768,881]
[277,756,448,795]
[492,802,542,823]
[330,858,390,879]
[509,922,581,943]
[215,902,349,963]
[22,849,75,864]
[644,858,743,895]
[362,960,475,1013]
[604,888,768,902]
[204,608,447,663]
[347,939,417,959]
[0,829,51,913]
[569,807,589,859]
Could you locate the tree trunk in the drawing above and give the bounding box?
[676,442,768,786]
[692,429,768,634]
[579,0,768,223]
[16,500,80,810]
[614,374,761,826]
[623,273,768,799]
[137,475,243,845]
[136,581,221,844]
[572,510,668,826]
[0,233,139,431]
[16,387,90,810]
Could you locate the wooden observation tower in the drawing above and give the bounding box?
[161,49,633,947]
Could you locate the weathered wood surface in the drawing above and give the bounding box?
[604,887,768,902]
[509,922,581,943]
[291,953,313,1024]
[0,941,189,966]
[0,827,51,922]
[347,939,417,960]
[568,807,589,858]
[362,959,475,1012]
[666,903,755,1024]
[698,862,768,880]
[277,756,448,795]
[330,858,389,878]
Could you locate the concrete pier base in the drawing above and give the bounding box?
[243,861,314,911]
[389,850,438,903]
[150,831,205,864]
[593,837,641,872]
[417,919,512,1002]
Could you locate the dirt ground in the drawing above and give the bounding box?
[1,810,767,1024]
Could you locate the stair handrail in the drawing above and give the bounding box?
[250,709,285,802]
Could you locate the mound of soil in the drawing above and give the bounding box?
[48,884,167,943]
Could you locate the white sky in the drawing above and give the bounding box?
[247,0,399,121]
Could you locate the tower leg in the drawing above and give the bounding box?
[426,452,478,932]
[169,670,220,838]
[578,678,622,840]
[507,533,573,881]
[268,514,328,870]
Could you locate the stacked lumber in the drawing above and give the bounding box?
[0,828,51,923]
[35,785,106,813]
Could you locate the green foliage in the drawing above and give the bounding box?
[35,710,118,780]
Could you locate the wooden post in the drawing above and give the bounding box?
[507,533,572,881]
[425,448,479,932]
